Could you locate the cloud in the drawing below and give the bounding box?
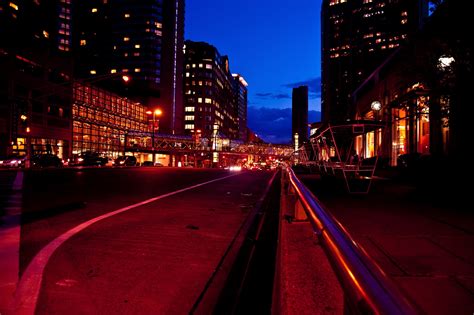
[283,77,322,98]
[247,106,321,144]
[255,92,290,100]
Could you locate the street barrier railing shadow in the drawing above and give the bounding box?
[280,165,419,314]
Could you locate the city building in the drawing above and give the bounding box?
[183,40,239,143]
[351,0,469,165]
[321,0,428,123]
[0,0,74,159]
[232,74,249,142]
[73,0,185,135]
[292,86,309,148]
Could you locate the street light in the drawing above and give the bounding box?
[146,109,162,163]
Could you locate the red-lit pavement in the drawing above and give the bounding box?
[0,168,273,314]
[299,174,474,314]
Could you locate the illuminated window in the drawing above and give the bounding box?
[134,44,140,49]
[185,72,190,77]
[155,22,162,28]
[9,2,19,10]
[134,68,141,72]
[185,124,194,130]
[401,19,408,24]
[43,30,49,38]
[124,13,130,18]
[91,8,98,13]
[198,64,203,68]
[90,70,97,75]
[198,98,203,103]
[133,52,140,57]
[192,64,196,68]
[185,115,194,121]
[123,37,130,42]
[205,98,212,104]
[185,107,195,112]
[80,39,86,46]
[206,64,212,69]
[110,69,117,73]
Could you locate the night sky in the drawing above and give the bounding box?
[185,0,322,144]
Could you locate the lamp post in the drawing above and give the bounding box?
[146,109,162,163]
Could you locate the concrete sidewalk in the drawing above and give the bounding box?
[297,173,474,314]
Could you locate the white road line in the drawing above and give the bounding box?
[11,173,240,315]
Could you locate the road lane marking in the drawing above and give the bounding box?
[12,173,241,315]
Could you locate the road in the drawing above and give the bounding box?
[0,167,274,314]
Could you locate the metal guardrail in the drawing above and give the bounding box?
[282,166,418,314]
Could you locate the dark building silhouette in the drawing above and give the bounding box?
[232,74,248,141]
[352,0,470,166]
[292,86,309,147]
[321,0,428,123]
[183,41,239,140]
[0,0,74,158]
[73,0,185,134]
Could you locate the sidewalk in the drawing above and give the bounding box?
[298,172,474,314]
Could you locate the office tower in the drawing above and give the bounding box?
[74,0,185,134]
[183,40,239,140]
[232,74,248,141]
[292,86,309,146]
[321,0,428,123]
[0,0,74,158]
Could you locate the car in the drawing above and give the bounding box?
[0,155,27,168]
[114,155,137,166]
[30,154,63,168]
[141,160,163,167]
[71,152,108,166]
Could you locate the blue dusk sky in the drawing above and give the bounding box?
[185,0,322,144]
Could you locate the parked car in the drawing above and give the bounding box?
[0,155,27,168]
[141,161,164,167]
[113,155,137,166]
[30,154,63,168]
[71,152,108,166]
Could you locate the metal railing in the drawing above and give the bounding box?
[281,165,418,314]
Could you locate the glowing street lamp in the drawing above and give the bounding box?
[147,108,162,163]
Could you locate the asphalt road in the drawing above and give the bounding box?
[0,167,274,314]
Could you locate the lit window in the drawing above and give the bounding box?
[122,69,129,73]
[91,8,98,13]
[206,64,212,69]
[124,13,130,18]
[198,98,203,103]
[133,52,140,56]
[185,72,190,77]
[205,98,212,104]
[43,30,49,38]
[185,124,195,130]
[401,19,408,24]
[111,69,117,73]
[185,115,195,121]
[198,64,203,68]
[123,37,130,42]
[155,22,162,28]
[90,70,96,75]
[134,68,141,72]
[80,39,86,46]
[185,107,195,112]
[134,44,140,49]
[192,64,196,68]
[9,2,19,10]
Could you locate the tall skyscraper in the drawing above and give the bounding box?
[232,73,248,142]
[73,0,185,134]
[0,0,74,158]
[183,40,239,140]
[292,86,309,147]
[321,0,428,123]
